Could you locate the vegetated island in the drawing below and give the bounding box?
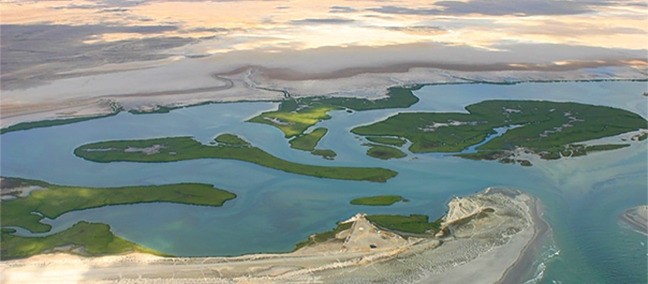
[619,205,648,236]
[0,177,235,260]
[248,86,421,158]
[1,188,545,284]
[74,134,397,182]
[365,136,407,147]
[350,195,406,206]
[289,127,337,159]
[352,100,646,166]
[365,144,408,160]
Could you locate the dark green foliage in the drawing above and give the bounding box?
[74,135,397,182]
[215,133,251,147]
[249,86,420,138]
[366,145,407,160]
[1,221,162,260]
[294,222,353,250]
[352,100,646,161]
[310,149,337,160]
[350,195,404,206]
[366,214,442,234]
[1,180,236,233]
[365,136,407,147]
[0,113,119,135]
[290,128,328,151]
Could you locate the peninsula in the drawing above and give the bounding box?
[74,134,397,182]
[352,100,646,165]
[0,177,236,260]
[0,188,545,283]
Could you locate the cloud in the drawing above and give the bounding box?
[290,18,355,25]
[329,6,357,13]
[385,26,447,35]
[368,0,608,16]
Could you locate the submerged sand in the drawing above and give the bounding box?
[620,205,648,236]
[0,188,546,283]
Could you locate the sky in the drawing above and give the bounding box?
[2,0,647,54]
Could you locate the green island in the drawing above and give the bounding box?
[0,177,236,260]
[352,100,646,165]
[1,221,162,260]
[311,149,337,160]
[289,128,328,151]
[295,213,441,250]
[74,134,397,182]
[350,195,405,206]
[1,178,236,233]
[366,144,408,160]
[365,136,407,147]
[249,86,420,138]
[288,127,338,159]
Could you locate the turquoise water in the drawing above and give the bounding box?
[1,81,646,283]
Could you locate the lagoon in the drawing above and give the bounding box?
[1,81,646,283]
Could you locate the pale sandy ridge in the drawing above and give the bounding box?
[0,188,542,284]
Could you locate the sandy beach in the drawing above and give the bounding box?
[0,188,545,284]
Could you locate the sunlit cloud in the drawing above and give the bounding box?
[1,0,645,57]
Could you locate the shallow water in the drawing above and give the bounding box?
[1,81,646,282]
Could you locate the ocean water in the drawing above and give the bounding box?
[1,81,646,283]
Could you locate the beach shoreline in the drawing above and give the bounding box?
[498,198,550,283]
[0,188,545,283]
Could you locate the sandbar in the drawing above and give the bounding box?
[620,205,648,235]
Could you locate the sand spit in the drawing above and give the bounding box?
[0,188,544,283]
[620,205,648,235]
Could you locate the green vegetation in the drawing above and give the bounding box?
[75,134,397,182]
[366,214,442,234]
[366,145,407,160]
[289,128,328,151]
[1,179,236,233]
[352,100,647,163]
[249,86,420,138]
[0,112,120,135]
[585,144,630,152]
[1,221,162,260]
[310,149,337,160]
[288,128,338,159]
[248,105,336,138]
[365,136,406,147]
[214,133,251,147]
[350,195,404,206]
[294,222,353,250]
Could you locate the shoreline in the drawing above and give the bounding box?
[1,77,645,134]
[498,197,550,283]
[0,189,543,283]
[412,190,547,284]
